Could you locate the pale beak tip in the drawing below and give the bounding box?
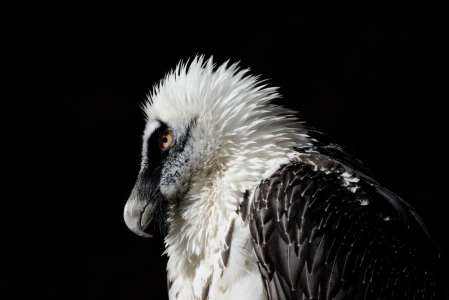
[137,231,153,238]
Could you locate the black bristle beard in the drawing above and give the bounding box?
[153,192,172,237]
[156,201,171,237]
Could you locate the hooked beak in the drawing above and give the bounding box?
[123,195,155,238]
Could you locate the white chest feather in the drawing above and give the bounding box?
[167,213,267,300]
[165,156,296,300]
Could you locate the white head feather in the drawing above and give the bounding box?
[140,56,309,294]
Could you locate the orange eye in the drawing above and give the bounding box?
[159,131,173,149]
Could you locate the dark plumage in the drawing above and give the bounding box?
[250,129,449,300]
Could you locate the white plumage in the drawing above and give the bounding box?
[140,56,308,299]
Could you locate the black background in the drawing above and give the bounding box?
[5,2,448,299]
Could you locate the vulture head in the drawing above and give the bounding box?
[123,56,307,268]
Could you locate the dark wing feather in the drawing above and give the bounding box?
[304,128,434,241]
[251,136,449,300]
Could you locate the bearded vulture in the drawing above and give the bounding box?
[123,56,448,299]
